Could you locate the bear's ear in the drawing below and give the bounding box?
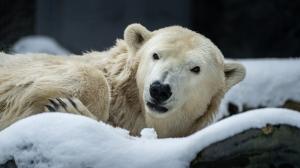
[124,23,152,52]
[224,62,246,91]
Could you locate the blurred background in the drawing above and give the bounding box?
[0,0,299,58]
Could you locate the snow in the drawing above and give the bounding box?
[217,58,300,119]
[1,108,300,168]
[11,36,71,55]
[140,128,158,139]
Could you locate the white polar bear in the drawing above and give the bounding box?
[0,24,245,138]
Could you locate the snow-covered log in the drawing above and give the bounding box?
[0,108,300,168]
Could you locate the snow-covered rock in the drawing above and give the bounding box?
[217,58,300,120]
[1,108,300,168]
[11,36,71,55]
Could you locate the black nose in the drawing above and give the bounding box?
[149,81,172,104]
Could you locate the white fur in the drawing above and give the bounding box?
[0,24,245,138]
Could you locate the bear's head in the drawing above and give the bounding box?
[124,24,245,137]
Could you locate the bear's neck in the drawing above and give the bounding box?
[88,40,146,135]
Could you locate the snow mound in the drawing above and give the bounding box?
[11,36,71,55]
[1,108,300,168]
[140,128,158,139]
[218,58,300,119]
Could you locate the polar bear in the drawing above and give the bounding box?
[0,24,245,138]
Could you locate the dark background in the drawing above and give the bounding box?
[0,0,299,58]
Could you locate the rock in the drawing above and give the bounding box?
[283,100,300,112]
[226,100,300,119]
[0,160,17,168]
[191,125,300,168]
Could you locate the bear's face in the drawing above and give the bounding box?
[125,24,245,135]
[137,31,224,117]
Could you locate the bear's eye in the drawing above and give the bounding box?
[152,53,159,60]
[190,66,200,74]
